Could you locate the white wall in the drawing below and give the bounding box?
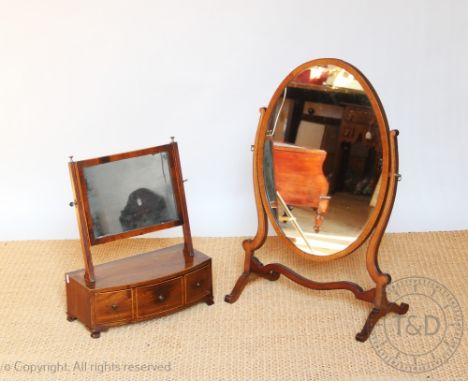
[1,0,467,240]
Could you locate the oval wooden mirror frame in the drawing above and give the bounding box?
[260,58,390,261]
[225,58,409,342]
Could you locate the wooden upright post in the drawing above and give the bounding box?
[169,140,194,257]
[68,159,96,288]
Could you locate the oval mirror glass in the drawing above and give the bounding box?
[262,59,389,259]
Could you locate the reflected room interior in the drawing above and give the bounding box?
[264,64,382,256]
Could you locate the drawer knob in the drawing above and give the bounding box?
[111,304,118,311]
[195,281,202,288]
[157,294,165,302]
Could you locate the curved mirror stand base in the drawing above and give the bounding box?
[225,255,408,342]
[225,110,408,342]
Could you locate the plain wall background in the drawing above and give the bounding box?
[1,0,467,240]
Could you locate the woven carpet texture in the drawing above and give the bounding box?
[0,232,466,380]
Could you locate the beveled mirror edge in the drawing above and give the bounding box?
[256,58,391,261]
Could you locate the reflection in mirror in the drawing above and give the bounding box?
[264,64,382,256]
[83,152,179,239]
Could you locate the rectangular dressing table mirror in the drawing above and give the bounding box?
[66,140,213,338]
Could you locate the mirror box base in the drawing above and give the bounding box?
[66,141,214,338]
[225,108,408,342]
[66,244,213,339]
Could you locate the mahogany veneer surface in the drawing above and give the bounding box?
[68,244,209,290]
[66,244,213,337]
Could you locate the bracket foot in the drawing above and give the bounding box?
[205,295,214,305]
[225,272,250,304]
[356,302,409,342]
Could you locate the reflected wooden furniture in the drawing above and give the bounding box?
[332,105,380,193]
[66,141,213,338]
[272,142,330,232]
[278,82,380,193]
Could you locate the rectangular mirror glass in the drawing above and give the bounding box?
[81,150,179,241]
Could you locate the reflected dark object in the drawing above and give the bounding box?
[119,188,168,230]
[263,139,276,205]
[81,150,179,241]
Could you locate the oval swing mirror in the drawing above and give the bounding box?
[260,58,390,260]
[226,58,407,342]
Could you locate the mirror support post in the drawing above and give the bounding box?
[356,129,409,342]
[225,108,280,303]
[366,130,400,307]
[68,160,96,288]
[170,140,194,257]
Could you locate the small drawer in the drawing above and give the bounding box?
[136,277,183,318]
[185,265,212,305]
[343,108,373,125]
[95,289,133,324]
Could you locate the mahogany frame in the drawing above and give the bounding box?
[225,58,409,342]
[68,141,193,288]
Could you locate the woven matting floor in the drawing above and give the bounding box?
[0,232,467,380]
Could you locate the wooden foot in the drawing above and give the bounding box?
[90,330,101,339]
[356,302,409,342]
[66,314,76,322]
[314,196,330,233]
[395,302,409,314]
[225,272,250,304]
[205,295,214,305]
[225,257,280,304]
[356,308,384,342]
